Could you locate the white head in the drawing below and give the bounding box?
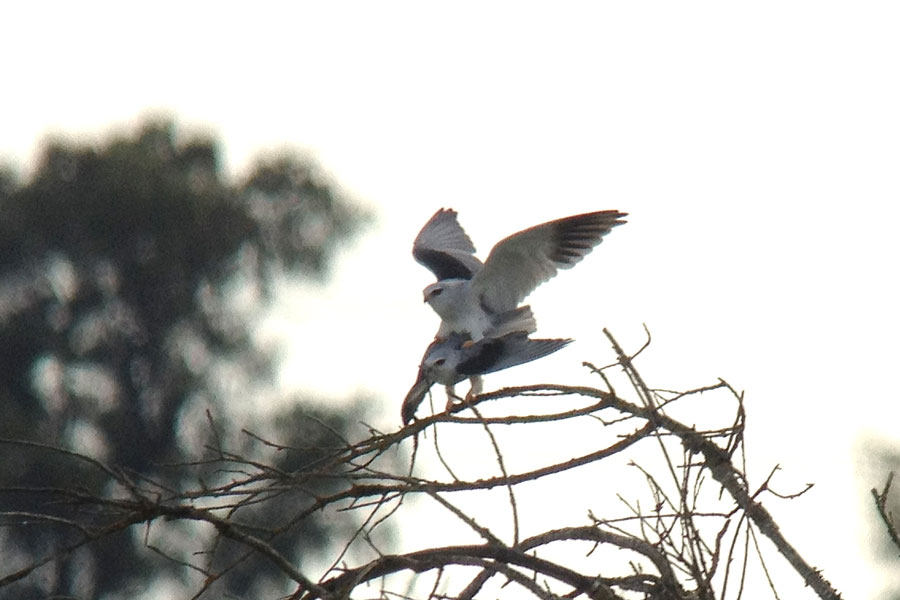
[422,279,469,319]
[422,337,466,385]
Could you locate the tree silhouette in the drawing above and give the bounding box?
[0,119,370,598]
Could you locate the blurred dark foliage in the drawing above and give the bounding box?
[0,119,371,598]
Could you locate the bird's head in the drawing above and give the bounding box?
[421,334,469,385]
[422,347,453,377]
[423,279,467,312]
[422,282,444,303]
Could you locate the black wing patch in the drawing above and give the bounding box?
[456,337,509,375]
[413,247,478,281]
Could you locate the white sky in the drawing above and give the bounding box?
[3,2,899,598]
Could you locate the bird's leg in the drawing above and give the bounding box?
[444,384,461,411]
[464,376,483,402]
[445,377,483,412]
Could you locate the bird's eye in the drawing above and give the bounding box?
[434,358,445,366]
[431,288,443,296]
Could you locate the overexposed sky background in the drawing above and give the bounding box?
[3,2,899,598]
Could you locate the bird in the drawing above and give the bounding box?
[412,208,627,342]
[401,330,572,424]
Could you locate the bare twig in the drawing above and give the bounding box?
[872,472,900,555]
[0,330,843,600]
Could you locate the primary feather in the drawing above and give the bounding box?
[473,210,627,313]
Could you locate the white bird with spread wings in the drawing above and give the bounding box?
[412,208,628,341]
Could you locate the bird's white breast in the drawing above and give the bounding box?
[427,280,494,341]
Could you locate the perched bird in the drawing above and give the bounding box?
[413,209,627,341]
[401,331,572,424]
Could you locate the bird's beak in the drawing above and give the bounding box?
[422,292,429,303]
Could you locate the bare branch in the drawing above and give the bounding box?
[0,329,843,600]
[872,472,900,555]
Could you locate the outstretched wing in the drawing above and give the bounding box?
[472,210,627,312]
[412,208,483,281]
[457,333,573,376]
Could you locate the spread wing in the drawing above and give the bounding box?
[472,210,627,312]
[412,208,483,281]
[457,333,572,376]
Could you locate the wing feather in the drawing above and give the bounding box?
[412,208,483,280]
[457,334,573,376]
[472,210,627,312]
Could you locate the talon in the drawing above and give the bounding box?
[444,394,465,411]
[448,390,477,411]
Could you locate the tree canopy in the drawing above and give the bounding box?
[0,119,370,598]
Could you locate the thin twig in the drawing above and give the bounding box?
[872,472,900,555]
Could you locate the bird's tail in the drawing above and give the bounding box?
[488,305,537,337]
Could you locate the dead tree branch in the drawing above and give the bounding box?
[872,472,900,556]
[0,330,842,600]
